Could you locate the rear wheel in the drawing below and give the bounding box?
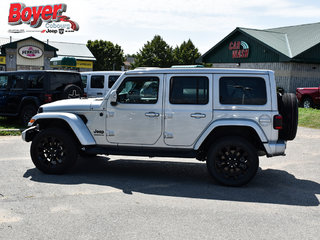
[31,128,78,174]
[20,104,37,126]
[302,97,313,108]
[206,137,259,187]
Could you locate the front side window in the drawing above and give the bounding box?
[219,77,267,105]
[91,75,104,89]
[108,75,120,88]
[27,74,44,89]
[0,75,8,89]
[117,77,159,104]
[170,76,209,104]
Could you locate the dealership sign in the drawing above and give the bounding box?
[229,41,249,59]
[8,3,79,31]
[19,46,43,59]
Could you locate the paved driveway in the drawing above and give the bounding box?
[0,127,319,239]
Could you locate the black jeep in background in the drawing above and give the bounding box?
[0,70,84,126]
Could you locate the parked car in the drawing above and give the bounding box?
[81,71,123,97]
[22,67,298,186]
[0,70,84,125]
[296,86,320,108]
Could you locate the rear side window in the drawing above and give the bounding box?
[49,73,82,91]
[27,73,44,89]
[219,77,267,105]
[108,75,120,88]
[170,76,209,104]
[91,75,104,89]
[0,75,8,89]
[10,74,25,89]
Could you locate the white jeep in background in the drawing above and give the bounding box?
[81,71,123,98]
[22,67,298,186]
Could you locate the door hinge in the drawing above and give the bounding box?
[106,111,114,118]
[164,132,173,139]
[106,130,115,136]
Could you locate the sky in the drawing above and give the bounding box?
[1,0,320,55]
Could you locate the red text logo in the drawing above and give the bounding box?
[229,41,249,59]
[8,3,79,31]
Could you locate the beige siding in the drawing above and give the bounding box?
[17,39,44,67]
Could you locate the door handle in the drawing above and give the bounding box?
[97,92,103,95]
[145,112,160,118]
[190,113,206,119]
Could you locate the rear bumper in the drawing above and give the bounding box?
[263,140,286,157]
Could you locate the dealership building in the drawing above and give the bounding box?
[199,22,320,93]
[0,36,96,72]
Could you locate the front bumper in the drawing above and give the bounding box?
[263,140,286,157]
[21,126,39,142]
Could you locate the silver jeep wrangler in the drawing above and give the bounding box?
[22,68,298,186]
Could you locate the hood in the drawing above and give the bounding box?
[41,98,103,112]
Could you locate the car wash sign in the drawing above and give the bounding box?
[8,3,79,31]
[229,41,249,59]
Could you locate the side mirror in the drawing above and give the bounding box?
[110,90,118,106]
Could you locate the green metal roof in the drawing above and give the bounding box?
[200,22,320,63]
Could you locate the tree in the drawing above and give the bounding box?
[87,40,125,71]
[173,39,201,65]
[132,35,174,68]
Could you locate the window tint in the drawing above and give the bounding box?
[170,76,209,104]
[81,75,87,88]
[117,77,159,104]
[49,73,82,91]
[108,75,120,88]
[219,77,267,105]
[27,74,44,89]
[11,74,24,89]
[0,75,8,89]
[91,75,104,89]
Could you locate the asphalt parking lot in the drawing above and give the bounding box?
[0,127,319,240]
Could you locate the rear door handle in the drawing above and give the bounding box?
[190,113,206,119]
[145,112,160,118]
[97,92,103,96]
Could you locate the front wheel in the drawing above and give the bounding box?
[31,128,78,174]
[206,137,259,187]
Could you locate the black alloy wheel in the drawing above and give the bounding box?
[206,137,259,187]
[31,128,78,174]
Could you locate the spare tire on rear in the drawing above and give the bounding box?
[278,93,298,141]
[63,84,82,99]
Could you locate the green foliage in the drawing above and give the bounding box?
[132,35,174,68]
[87,40,125,71]
[173,39,201,65]
[298,108,320,129]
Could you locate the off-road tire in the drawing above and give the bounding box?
[31,128,78,174]
[63,84,82,99]
[278,93,298,141]
[206,136,259,187]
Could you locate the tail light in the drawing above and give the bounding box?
[273,115,283,130]
[45,94,52,103]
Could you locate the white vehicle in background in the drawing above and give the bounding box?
[81,71,123,97]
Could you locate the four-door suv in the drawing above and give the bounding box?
[22,67,298,186]
[0,70,84,125]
